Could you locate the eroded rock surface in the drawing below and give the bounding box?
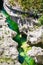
[27,46,43,64]
[27,26,43,44]
[0,13,21,65]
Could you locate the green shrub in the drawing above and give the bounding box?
[38,15,43,25]
[9,0,16,6]
[18,0,43,12]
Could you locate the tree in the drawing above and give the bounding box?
[18,0,43,12]
[9,0,16,6]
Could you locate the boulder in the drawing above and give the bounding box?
[27,26,43,44]
[27,46,43,64]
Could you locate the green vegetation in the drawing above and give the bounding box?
[20,52,37,65]
[18,0,43,12]
[8,0,43,18]
[8,0,43,13]
[9,0,16,6]
[38,15,43,25]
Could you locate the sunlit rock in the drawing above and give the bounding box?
[18,18,39,35]
[0,26,17,39]
[0,47,3,55]
[27,46,43,64]
[3,47,18,59]
[0,13,7,26]
[0,13,21,65]
[1,38,18,48]
[15,62,21,65]
[27,26,43,44]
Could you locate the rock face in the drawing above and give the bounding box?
[27,46,43,64]
[3,0,21,18]
[18,18,43,45]
[17,18,39,33]
[0,13,21,65]
[27,26,43,44]
[0,26,17,38]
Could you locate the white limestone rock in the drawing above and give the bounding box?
[15,62,21,65]
[18,18,39,36]
[1,38,18,49]
[27,26,43,44]
[0,62,15,65]
[0,26,17,39]
[0,47,3,55]
[0,12,20,65]
[0,62,8,65]
[0,13,7,26]
[0,13,17,38]
[27,46,43,64]
[9,47,18,59]
[3,47,18,59]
